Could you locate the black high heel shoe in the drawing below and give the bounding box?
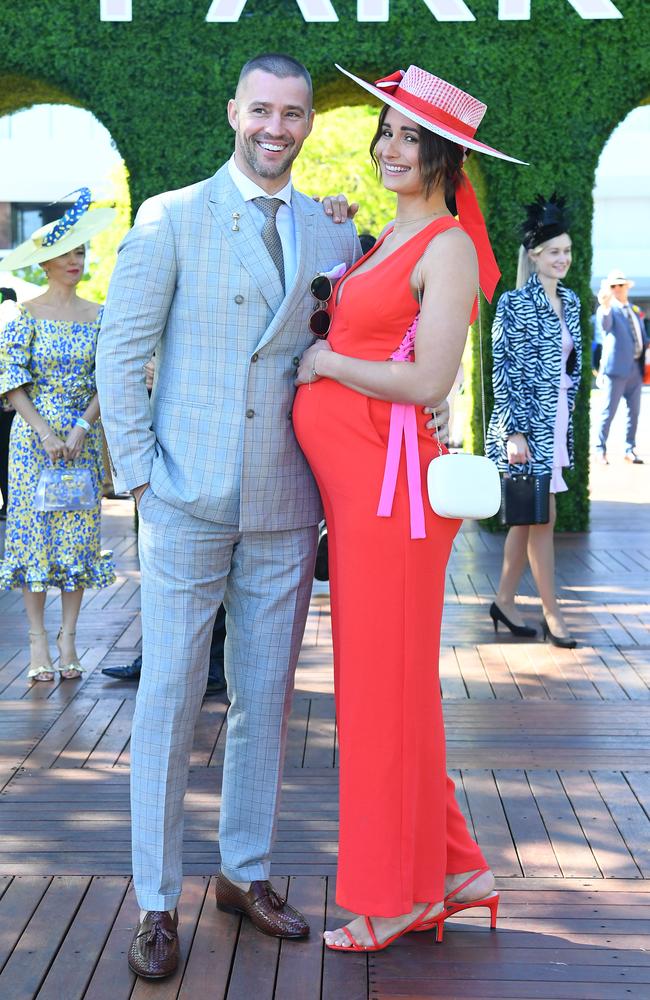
[489,602,537,638]
[541,617,577,649]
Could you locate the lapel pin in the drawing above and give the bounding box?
[231,211,241,232]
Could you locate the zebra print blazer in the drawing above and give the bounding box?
[486,273,582,476]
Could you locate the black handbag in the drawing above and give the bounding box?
[499,468,550,526]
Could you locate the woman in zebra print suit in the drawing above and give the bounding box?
[486,196,582,648]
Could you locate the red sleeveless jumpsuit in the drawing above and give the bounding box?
[293,217,486,916]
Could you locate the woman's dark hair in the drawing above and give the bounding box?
[370,105,465,212]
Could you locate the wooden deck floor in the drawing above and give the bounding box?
[1,389,649,998]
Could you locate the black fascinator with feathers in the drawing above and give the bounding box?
[521,193,570,250]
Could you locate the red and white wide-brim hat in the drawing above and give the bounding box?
[335,64,527,165]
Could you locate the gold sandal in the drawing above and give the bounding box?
[56,628,84,680]
[27,630,55,682]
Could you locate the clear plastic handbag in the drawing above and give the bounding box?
[34,466,97,512]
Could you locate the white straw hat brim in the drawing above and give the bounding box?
[606,274,634,288]
[0,207,117,271]
[335,64,527,166]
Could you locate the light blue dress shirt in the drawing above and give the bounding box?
[228,155,297,293]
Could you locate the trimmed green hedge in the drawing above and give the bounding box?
[2,0,649,529]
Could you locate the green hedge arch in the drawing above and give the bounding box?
[3,0,649,530]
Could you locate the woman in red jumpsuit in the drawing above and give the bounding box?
[293,64,524,952]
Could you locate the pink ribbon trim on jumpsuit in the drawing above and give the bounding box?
[376,314,426,540]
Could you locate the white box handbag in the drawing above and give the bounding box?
[426,300,500,521]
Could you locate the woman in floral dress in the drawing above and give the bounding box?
[0,190,116,681]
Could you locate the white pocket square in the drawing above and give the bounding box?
[322,262,347,280]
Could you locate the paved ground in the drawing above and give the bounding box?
[0,387,648,998]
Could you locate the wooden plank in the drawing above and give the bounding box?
[225,878,284,999]
[114,614,142,650]
[559,771,641,878]
[455,646,495,700]
[52,698,125,768]
[177,875,238,1000]
[85,699,134,768]
[190,700,228,768]
[0,876,90,999]
[591,770,650,877]
[19,698,96,767]
[461,770,521,877]
[76,882,139,1000]
[544,645,601,701]
[449,769,476,840]
[598,646,650,700]
[35,876,129,1000]
[0,876,12,904]
[274,877,327,1000]
[525,771,601,878]
[371,979,650,999]
[322,878,367,1000]
[476,644,521,700]
[303,697,336,769]
[285,696,310,767]
[573,647,628,701]
[500,644,548,701]
[525,644,575,700]
[493,771,561,877]
[0,876,51,973]
[439,648,468,700]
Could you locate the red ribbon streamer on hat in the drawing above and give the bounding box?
[455,171,501,323]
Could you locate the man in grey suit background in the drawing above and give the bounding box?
[595,269,648,465]
[97,52,447,979]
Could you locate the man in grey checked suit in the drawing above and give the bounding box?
[595,268,648,465]
[97,52,448,979]
[96,53,360,978]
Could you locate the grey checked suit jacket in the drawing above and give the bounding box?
[596,302,648,380]
[96,164,359,530]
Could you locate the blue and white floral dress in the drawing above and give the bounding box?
[0,302,115,592]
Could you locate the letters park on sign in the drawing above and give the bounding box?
[99,0,623,23]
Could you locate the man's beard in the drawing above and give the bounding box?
[237,133,298,180]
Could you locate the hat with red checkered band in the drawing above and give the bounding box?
[335,64,526,164]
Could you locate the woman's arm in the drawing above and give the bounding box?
[63,393,101,461]
[297,228,477,405]
[7,386,67,462]
[490,291,533,464]
[491,293,530,436]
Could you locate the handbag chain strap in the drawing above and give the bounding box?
[417,283,488,458]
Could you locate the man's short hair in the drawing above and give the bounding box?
[236,53,313,108]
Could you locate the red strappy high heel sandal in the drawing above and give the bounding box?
[416,867,499,942]
[325,901,442,953]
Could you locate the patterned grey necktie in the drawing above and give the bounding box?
[252,197,285,291]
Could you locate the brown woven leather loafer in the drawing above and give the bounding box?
[128,910,179,979]
[215,874,309,939]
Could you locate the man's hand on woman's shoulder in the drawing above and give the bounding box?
[313,194,359,223]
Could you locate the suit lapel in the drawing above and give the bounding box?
[207,167,284,315]
[254,192,319,353]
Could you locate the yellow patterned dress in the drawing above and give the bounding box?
[0,302,115,592]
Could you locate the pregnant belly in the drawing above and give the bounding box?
[294,379,390,474]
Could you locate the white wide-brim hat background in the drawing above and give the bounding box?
[605,269,634,288]
[0,207,116,272]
